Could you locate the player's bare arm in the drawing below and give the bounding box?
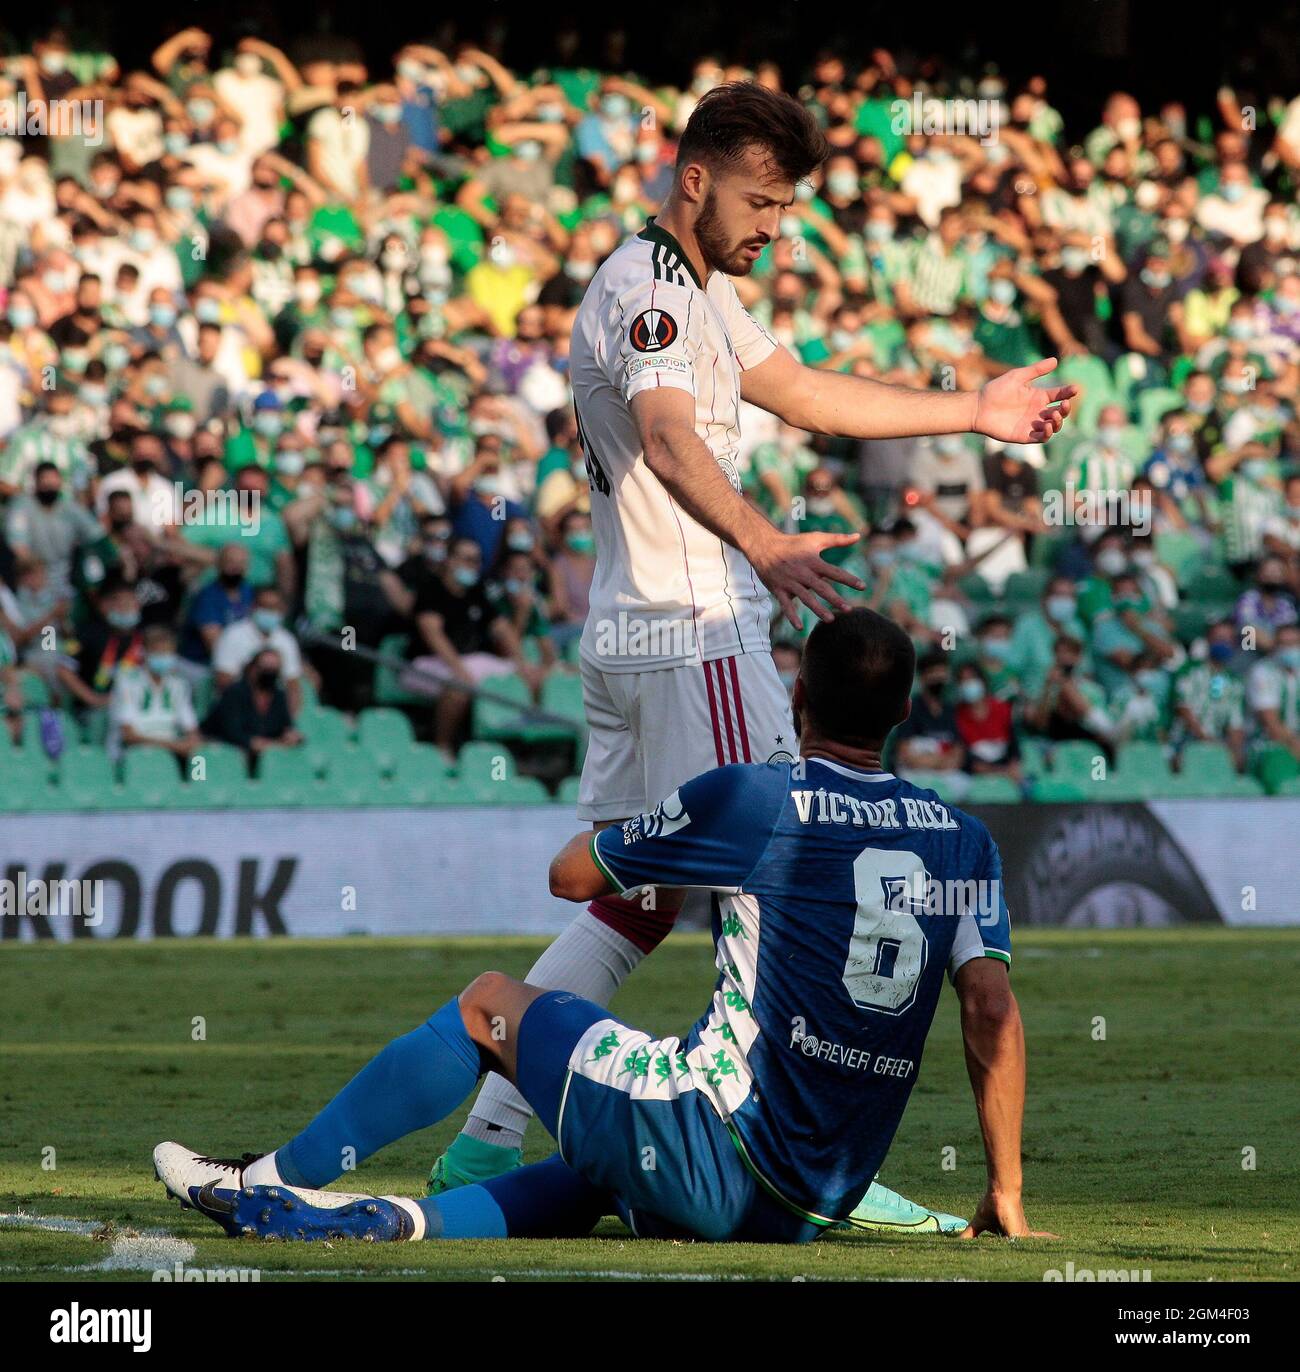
[956,957,1056,1239]
[631,385,864,628]
[741,344,1078,446]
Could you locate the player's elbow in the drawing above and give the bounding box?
[961,978,1019,1038]
[548,853,588,902]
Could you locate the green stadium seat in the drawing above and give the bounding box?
[471,673,535,741]
[1136,387,1183,436]
[556,774,583,806]
[1153,531,1205,585]
[1273,776,1300,796]
[1018,737,1049,779]
[390,743,456,789]
[190,674,216,720]
[20,672,50,708]
[356,707,416,771]
[1002,569,1050,608]
[1113,741,1171,783]
[539,672,586,724]
[59,746,116,796]
[1056,354,1117,407]
[373,635,429,707]
[119,749,184,805]
[0,768,70,813]
[188,741,248,791]
[296,705,354,751]
[457,740,517,783]
[1029,778,1088,802]
[956,573,995,603]
[1178,741,1238,785]
[1254,745,1300,794]
[1051,740,1108,785]
[1182,565,1241,601]
[460,774,550,806]
[80,709,109,747]
[964,775,1021,804]
[1171,603,1214,645]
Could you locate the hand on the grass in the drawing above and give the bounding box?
[960,1188,1058,1239]
[748,529,864,630]
[973,357,1077,444]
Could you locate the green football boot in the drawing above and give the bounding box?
[843,1177,968,1234]
[427,1133,524,1196]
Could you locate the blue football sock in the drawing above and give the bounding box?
[277,999,483,1188]
[416,1154,609,1239]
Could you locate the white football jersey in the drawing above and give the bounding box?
[571,217,778,672]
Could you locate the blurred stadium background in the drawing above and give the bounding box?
[2,2,1300,939]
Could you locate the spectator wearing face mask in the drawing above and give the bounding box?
[211,584,303,715]
[402,535,532,754]
[912,431,986,533]
[181,542,254,667]
[1247,623,1300,764]
[1208,438,1285,574]
[549,511,596,649]
[394,514,453,609]
[1261,474,1300,564]
[203,647,303,766]
[973,615,1021,702]
[953,662,1021,782]
[1119,240,1180,369]
[489,549,557,674]
[57,577,145,712]
[1107,652,1174,745]
[4,463,101,603]
[892,650,968,782]
[1025,632,1115,758]
[0,384,94,499]
[448,433,528,567]
[1172,621,1246,770]
[108,622,200,762]
[1090,570,1180,695]
[796,467,863,564]
[1142,411,1212,530]
[95,432,179,530]
[1234,557,1298,652]
[1009,577,1088,697]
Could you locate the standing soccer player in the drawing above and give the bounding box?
[430,83,1074,1223]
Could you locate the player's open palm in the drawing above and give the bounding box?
[973,357,1078,445]
[960,1189,1059,1240]
[749,529,865,630]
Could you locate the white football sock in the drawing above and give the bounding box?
[461,911,644,1150]
[242,1152,287,1188]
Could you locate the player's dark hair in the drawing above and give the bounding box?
[677,82,829,184]
[801,609,915,746]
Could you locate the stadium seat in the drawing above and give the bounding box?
[1171,603,1214,645]
[20,672,50,708]
[54,752,119,810]
[0,767,69,813]
[457,740,517,783]
[1018,737,1050,780]
[1273,776,1300,797]
[1153,531,1205,585]
[389,743,456,789]
[356,707,416,772]
[80,710,109,747]
[471,673,536,742]
[1181,565,1240,601]
[1002,569,1050,608]
[1029,778,1088,802]
[296,705,354,752]
[119,749,185,806]
[964,775,1021,804]
[459,774,551,806]
[373,634,429,707]
[1051,740,1108,785]
[1135,387,1184,436]
[1254,745,1300,794]
[1178,741,1238,785]
[556,774,583,806]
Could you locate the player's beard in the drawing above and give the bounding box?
[696,187,763,276]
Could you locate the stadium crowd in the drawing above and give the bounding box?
[1,24,1299,805]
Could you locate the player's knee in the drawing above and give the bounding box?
[458,971,518,1044]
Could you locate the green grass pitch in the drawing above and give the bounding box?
[1,929,1297,1282]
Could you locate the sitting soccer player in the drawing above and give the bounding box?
[154,609,1050,1245]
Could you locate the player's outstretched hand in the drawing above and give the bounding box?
[972,357,1078,445]
[749,529,865,630]
[960,1188,1059,1240]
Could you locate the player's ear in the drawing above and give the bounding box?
[679,161,707,205]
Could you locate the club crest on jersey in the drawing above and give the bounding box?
[628,308,678,353]
[621,788,691,845]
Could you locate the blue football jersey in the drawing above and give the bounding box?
[592,756,1012,1225]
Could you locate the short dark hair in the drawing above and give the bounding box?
[676,82,829,184]
[801,609,915,746]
